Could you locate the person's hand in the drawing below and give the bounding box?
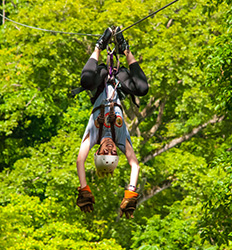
[95,27,113,51]
[76,185,95,213]
[115,26,130,55]
[120,190,138,219]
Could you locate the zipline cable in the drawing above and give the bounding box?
[0,0,179,37]
[114,0,179,35]
[0,13,101,36]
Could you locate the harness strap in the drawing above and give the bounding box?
[96,104,105,144]
[92,102,123,144]
[109,102,117,142]
[92,102,123,114]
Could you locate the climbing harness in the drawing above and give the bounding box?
[72,28,120,98]
[92,102,123,144]
[91,35,124,145]
[105,37,120,101]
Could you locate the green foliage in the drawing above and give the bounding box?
[132,149,232,249]
[1,0,232,249]
[203,32,232,113]
[202,0,232,15]
[199,151,232,247]
[132,200,202,249]
[198,1,232,114]
[0,194,123,249]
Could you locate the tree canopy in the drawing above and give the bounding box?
[1,0,232,249]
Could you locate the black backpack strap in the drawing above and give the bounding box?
[71,86,85,97]
[130,94,140,108]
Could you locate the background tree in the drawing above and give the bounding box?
[0,0,232,249]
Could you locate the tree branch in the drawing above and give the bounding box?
[121,99,136,130]
[25,94,37,108]
[121,98,136,121]
[137,178,173,207]
[130,97,160,136]
[142,100,166,142]
[143,115,225,163]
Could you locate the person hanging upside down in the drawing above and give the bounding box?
[76,27,148,219]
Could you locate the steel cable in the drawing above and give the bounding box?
[0,13,101,36]
[0,0,179,37]
[114,0,179,36]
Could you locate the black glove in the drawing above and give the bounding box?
[120,190,138,219]
[96,27,112,51]
[115,27,129,55]
[76,185,95,213]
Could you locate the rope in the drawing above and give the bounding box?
[0,13,101,37]
[114,0,179,36]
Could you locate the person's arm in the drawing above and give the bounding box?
[76,135,96,213]
[125,139,140,189]
[119,139,140,219]
[76,135,91,188]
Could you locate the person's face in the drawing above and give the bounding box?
[97,138,117,156]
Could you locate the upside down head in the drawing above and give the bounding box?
[94,137,119,177]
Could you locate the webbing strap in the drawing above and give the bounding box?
[92,102,123,114]
[96,105,105,144]
[109,102,116,142]
[105,46,120,100]
[92,102,122,144]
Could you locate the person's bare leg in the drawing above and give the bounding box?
[90,47,101,61]
[125,50,137,65]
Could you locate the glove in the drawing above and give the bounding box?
[115,27,130,55]
[120,190,139,219]
[96,27,113,51]
[76,185,95,213]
